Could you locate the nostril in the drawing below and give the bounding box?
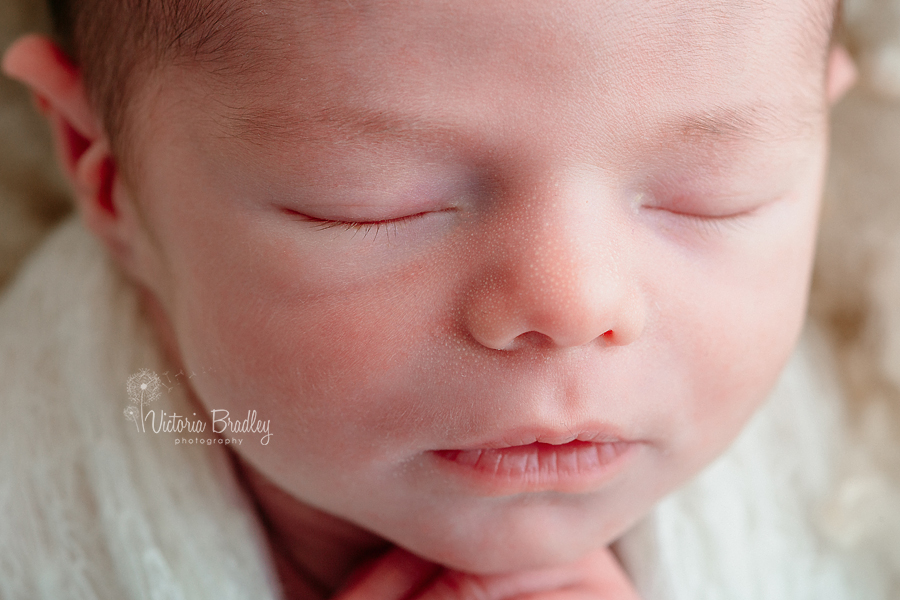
[496,329,625,351]
[499,331,556,351]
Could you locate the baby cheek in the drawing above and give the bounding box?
[177,248,453,463]
[662,233,813,468]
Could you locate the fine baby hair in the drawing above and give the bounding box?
[43,0,271,165]
[1,0,899,599]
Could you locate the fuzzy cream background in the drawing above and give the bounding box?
[809,0,900,572]
[1,0,899,585]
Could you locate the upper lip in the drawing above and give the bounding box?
[441,424,633,450]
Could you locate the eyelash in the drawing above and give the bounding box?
[287,210,432,241]
[645,206,755,236]
[288,204,754,243]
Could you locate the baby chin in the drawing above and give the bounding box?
[354,443,659,574]
[394,490,642,574]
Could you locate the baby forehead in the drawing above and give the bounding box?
[186,0,836,111]
[215,0,837,54]
[185,0,837,109]
[151,0,835,163]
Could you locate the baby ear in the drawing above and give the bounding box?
[3,35,141,271]
[826,44,857,105]
[3,36,102,182]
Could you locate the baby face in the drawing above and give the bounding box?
[126,0,837,573]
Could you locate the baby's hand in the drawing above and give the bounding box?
[333,545,641,600]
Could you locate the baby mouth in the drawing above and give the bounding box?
[432,440,635,494]
[437,440,629,473]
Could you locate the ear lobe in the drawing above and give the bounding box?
[826,44,858,105]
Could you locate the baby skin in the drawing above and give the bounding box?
[3,0,856,597]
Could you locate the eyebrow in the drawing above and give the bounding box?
[221,102,460,149]
[221,97,824,156]
[666,103,823,146]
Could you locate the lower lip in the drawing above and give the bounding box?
[431,441,637,495]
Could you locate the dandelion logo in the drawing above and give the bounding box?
[124,369,162,432]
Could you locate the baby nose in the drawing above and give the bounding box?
[462,185,645,351]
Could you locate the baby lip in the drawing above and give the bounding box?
[433,440,635,485]
[452,427,629,450]
[446,440,624,458]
